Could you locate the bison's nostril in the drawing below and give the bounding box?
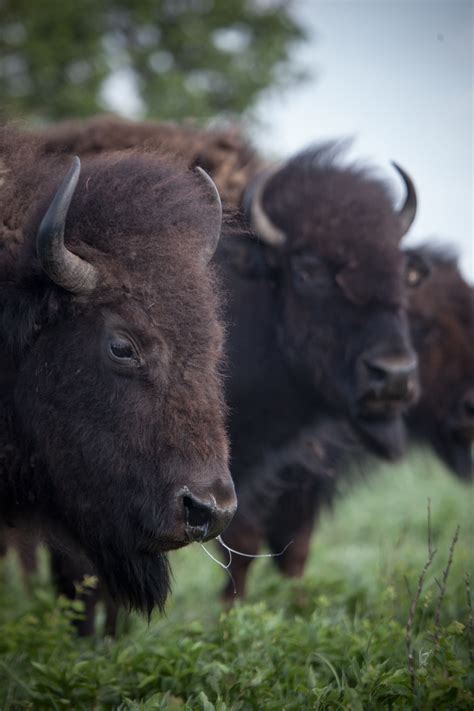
[181,490,235,543]
[364,355,418,380]
[183,495,212,532]
[357,350,419,409]
[365,361,389,383]
[363,354,418,395]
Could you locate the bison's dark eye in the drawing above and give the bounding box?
[404,253,431,289]
[107,334,140,366]
[291,255,330,291]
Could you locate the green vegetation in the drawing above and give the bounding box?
[0,0,306,122]
[0,451,473,709]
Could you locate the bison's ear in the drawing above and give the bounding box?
[219,234,273,280]
[0,282,60,357]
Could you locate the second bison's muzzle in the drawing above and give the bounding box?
[356,349,419,413]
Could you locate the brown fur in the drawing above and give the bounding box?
[38,115,261,210]
[405,245,474,479]
[0,124,236,614]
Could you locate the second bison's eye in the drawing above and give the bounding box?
[291,255,330,291]
[404,253,431,289]
[406,266,424,287]
[107,334,141,366]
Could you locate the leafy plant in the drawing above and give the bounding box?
[0,453,472,709]
[0,0,307,122]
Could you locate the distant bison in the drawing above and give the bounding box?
[32,117,420,603]
[237,243,474,586]
[216,143,419,598]
[405,245,473,480]
[0,125,237,615]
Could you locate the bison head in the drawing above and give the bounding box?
[243,144,419,459]
[1,151,236,614]
[404,246,474,480]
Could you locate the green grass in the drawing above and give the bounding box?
[1,450,473,709]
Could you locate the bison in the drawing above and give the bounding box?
[27,116,420,606]
[235,243,474,587]
[0,125,237,616]
[404,245,473,480]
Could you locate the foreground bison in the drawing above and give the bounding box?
[0,126,236,615]
[31,117,420,606]
[405,245,474,480]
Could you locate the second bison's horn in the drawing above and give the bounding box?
[392,162,417,237]
[37,156,98,294]
[247,166,286,246]
[195,166,223,263]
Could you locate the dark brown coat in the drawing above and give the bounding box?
[0,125,236,615]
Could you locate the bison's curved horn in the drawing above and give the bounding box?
[37,156,98,294]
[247,166,286,246]
[195,166,223,263]
[392,162,417,237]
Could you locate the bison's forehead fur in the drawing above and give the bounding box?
[262,145,406,306]
[1,129,217,267]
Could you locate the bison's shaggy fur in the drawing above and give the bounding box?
[405,245,474,480]
[38,115,260,210]
[0,125,236,615]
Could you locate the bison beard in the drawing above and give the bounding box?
[97,546,171,617]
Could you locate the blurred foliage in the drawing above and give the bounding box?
[0,0,307,122]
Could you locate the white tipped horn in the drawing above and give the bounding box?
[247,166,286,246]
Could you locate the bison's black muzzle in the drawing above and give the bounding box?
[357,349,419,414]
[182,492,236,542]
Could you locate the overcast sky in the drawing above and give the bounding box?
[252,0,473,280]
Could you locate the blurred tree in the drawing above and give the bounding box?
[0,0,307,122]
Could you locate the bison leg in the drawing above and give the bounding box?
[0,529,39,591]
[104,596,120,637]
[268,520,314,578]
[219,513,263,602]
[50,548,100,637]
[0,527,7,558]
[13,531,39,580]
[266,483,321,578]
